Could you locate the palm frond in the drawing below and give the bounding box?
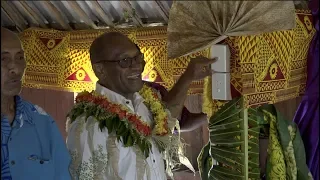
[198,97,261,180]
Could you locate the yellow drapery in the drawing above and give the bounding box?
[19,10,315,117]
[19,27,207,94]
[202,10,315,116]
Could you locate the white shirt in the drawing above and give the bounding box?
[66,84,166,180]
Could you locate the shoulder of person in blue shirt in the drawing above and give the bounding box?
[1,96,71,180]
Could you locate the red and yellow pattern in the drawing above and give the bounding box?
[19,10,315,117]
[202,10,316,116]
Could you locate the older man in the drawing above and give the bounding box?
[1,27,71,180]
[66,32,215,179]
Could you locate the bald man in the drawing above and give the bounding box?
[1,28,71,180]
[90,32,211,132]
[66,32,215,179]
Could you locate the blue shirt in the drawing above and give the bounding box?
[1,96,71,180]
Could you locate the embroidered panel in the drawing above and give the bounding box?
[19,10,314,115]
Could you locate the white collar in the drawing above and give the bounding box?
[95,84,144,110]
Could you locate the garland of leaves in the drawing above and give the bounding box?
[68,85,172,158]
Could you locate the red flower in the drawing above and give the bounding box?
[81,94,94,102]
[93,97,104,105]
[101,101,110,109]
[152,93,159,99]
[77,92,153,137]
[128,115,139,123]
[144,126,151,135]
[118,110,127,119]
[108,104,120,113]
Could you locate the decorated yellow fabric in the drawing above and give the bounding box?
[264,110,287,180]
[19,28,137,92]
[261,104,314,180]
[167,1,296,59]
[19,27,207,94]
[19,10,314,115]
[202,10,316,116]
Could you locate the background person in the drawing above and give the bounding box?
[1,27,71,180]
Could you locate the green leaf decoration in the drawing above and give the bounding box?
[198,142,212,180]
[68,102,153,158]
[260,104,313,180]
[68,88,185,179]
[198,97,261,180]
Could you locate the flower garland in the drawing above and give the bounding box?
[139,85,169,136]
[68,84,172,157]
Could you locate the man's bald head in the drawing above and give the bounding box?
[1,27,17,36]
[1,27,22,49]
[89,31,145,98]
[89,32,136,64]
[1,27,26,97]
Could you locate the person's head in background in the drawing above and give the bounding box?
[1,27,26,101]
[89,32,145,99]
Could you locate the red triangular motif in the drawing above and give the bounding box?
[297,14,314,34]
[66,68,92,82]
[263,61,285,81]
[142,70,162,83]
[39,38,63,50]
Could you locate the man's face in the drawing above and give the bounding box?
[1,34,26,97]
[97,41,144,95]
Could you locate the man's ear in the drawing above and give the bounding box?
[92,63,104,79]
[92,64,102,76]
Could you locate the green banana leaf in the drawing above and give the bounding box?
[198,97,261,180]
[198,100,313,180]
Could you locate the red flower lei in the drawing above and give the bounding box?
[75,91,154,136]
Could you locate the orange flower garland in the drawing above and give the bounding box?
[75,91,152,136]
[68,84,189,173]
[74,84,171,137]
[69,84,174,158]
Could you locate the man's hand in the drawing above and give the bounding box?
[184,56,217,81]
[163,56,216,118]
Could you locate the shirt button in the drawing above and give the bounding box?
[153,159,155,163]
[40,160,44,164]
[11,161,15,165]
[9,138,12,141]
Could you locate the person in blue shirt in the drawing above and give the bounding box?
[1,27,71,180]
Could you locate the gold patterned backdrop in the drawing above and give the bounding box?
[19,26,207,94]
[202,10,315,116]
[19,10,315,116]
